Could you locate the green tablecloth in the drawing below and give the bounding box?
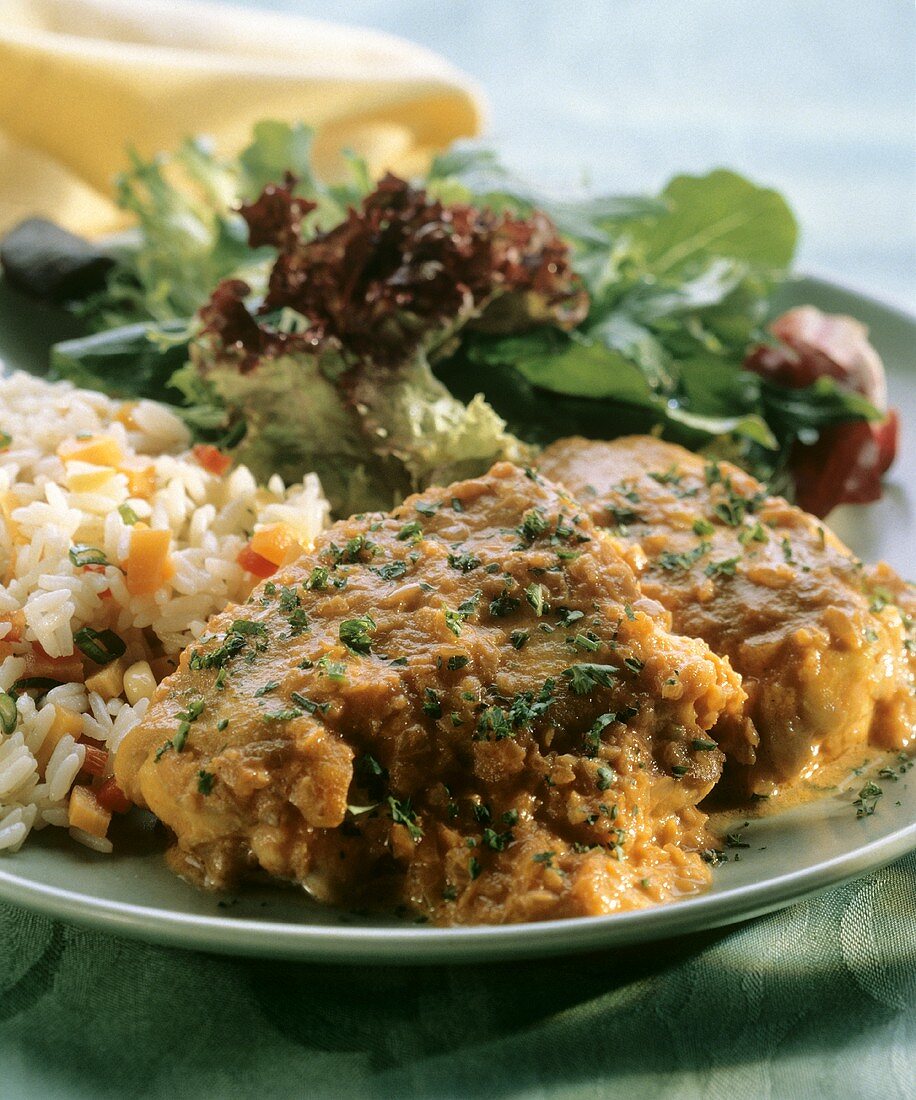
[1,852,913,1099]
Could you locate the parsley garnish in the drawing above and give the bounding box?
[563,663,616,695]
[705,557,740,578]
[854,781,883,818]
[525,583,549,616]
[339,615,376,655]
[397,521,423,542]
[657,541,710,572]
[388,796,423,840]
[423,688,443,718]
[448,552,481,573]
[488,592,520,617]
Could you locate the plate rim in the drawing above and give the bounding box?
[0,272,913,963]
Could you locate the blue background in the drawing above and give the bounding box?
[227,0,914,309]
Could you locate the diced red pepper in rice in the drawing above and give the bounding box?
[95,777,132,815]
[192,444,233,477]
[237,544,279,578]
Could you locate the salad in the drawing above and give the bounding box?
[0,120,898,517]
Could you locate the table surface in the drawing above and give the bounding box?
[227,0,915,312]
[2,3,915,1098]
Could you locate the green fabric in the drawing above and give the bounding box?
[1,854,913,1100]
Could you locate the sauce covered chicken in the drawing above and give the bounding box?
[117,463,747,924]
[539,436,915,800]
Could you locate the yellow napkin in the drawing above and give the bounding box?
[0,0,485,237]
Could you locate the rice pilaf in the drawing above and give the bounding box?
[0,369,329,854]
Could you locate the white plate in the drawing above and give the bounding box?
[0,274,912,963]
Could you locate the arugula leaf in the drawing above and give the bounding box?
[628,169,798,276]
[51,320,191,402]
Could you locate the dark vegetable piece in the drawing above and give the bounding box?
[0,218,113,302]
[202,172,588,369]
[0,691,17,734]
[745,307,896,516]
[73,626,127,665]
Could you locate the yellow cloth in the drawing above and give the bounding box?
[0,0,485,237]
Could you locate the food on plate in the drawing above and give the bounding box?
[1,122,893,517]
[539,435,915,798]
[115,462,746,923]
[0,371,328,854]
[0,124,910,927]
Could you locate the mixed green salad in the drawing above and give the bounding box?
[0,121,897,516]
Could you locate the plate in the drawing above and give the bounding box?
[0,274,913,964]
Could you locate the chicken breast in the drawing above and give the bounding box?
[116,462,745,924]
[539,436,915,799]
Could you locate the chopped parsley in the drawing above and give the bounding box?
[525,583,549,616]
[692,518,715,536]
[517,507,549,544]
[704,557,740,578]
[397,521,423,542]
[482,827,514,851]
[563,663,616,695]
[584,712,616,756]
[447,552,481,573]
[197,770,215,795]
[254,680,279,697]
[854,781,883,818]
[488,592,521,617]
[596,765,615,791]
[305,566,329,590]
[657,541,710,572]
[339,614,376,655]
[532,851,555,867]
[446,655,469,671]
[510,629,530,650]
[290,691,330,716]
[388,796,423,841]
[317,656,347,681]
[423,688,443,719]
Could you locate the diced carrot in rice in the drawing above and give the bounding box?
[84,657,128,700]
[57,434,122,467]
[122,464,156,498]
[114,402,138,429]
[68,785,112,839]
[35,727,71,775]
[65,462,116,492]
[250,523,302,567]
[0,609,25,642]
[125,528,174,594]
[34,706,85,776]
[25,647,84,683]
[80,745,108,778]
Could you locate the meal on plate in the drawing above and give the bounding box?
[0,122,911,924]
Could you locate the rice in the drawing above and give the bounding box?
[0,368,330,853]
